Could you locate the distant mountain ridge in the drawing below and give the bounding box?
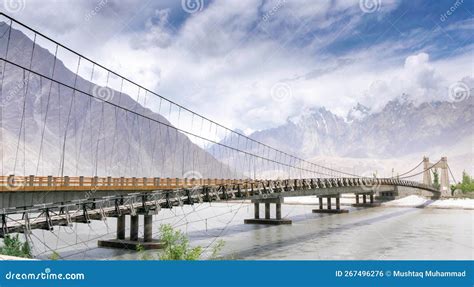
[216,95,473,160]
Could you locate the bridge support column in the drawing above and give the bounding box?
[144,214,153,242]
[245,198,291,225]
[313,194,348,214]
[99,213,163,250]
[254,203,260,219]
[265,203,270,219]
[117,215,125,240]
[276,203,282,220]
[130,215,139,241]
[377,185,398,201]
[352,192,381,208]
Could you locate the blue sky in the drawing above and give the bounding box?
[1,0,473,132]
[326,1,472,59]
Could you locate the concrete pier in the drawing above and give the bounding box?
[352,192,381,208]
[378,190,397,200]
[130,215,139,241]
[245,198,292,225]
[265,203,270,219]
[254,203,260,219]
[313,194,348,214]
[144,214,153,242]
[98,214,163,250]
[117,214,125,240]
[276,203,282,220]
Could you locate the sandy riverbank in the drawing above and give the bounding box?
[381,195,474,209]
[283,194,474,210]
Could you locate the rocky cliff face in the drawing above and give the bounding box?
[0,24,232,178]
[248,107,350,157]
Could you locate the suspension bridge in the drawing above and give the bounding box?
[0,13,457,252]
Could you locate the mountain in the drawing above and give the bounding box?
[210,94,473,165]
[346,102,370,123]
[0,24,232,178]
[344,96,473,158]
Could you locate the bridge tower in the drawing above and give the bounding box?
[422,156,450,196]
[439,157,450,196]
[422,156,432,186]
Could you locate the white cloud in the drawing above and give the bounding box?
[130,8,173,49]
[3,0,472,133]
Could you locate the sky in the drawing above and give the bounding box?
[1,0,473,134]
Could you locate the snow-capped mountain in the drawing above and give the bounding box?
[346,103,371,123]
[212,95,473,162]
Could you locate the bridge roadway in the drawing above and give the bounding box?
[0,175,438,208]
[0,175,439,237]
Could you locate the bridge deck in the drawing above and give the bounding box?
[0,175,439,236]
[1,175,437,193]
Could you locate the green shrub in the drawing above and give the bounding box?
[133,224,225,260]
[49,251,60,260]
[159,224,202,260]
[0,234,32,258]
[432,169,440,190]
[209,239,225,260]
[452,171,474,193]
[136,244,154,260]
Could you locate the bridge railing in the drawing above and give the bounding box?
[0,175,437,193]
[0,175,253,192]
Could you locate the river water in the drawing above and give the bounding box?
[30,201,473,260]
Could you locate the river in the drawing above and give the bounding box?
[30,201,473,260]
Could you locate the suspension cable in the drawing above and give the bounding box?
[394,159,424,178]
[398,159,442,179]
[447,164,458,184]
[1,57,335,177]
[0,12,361,178]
